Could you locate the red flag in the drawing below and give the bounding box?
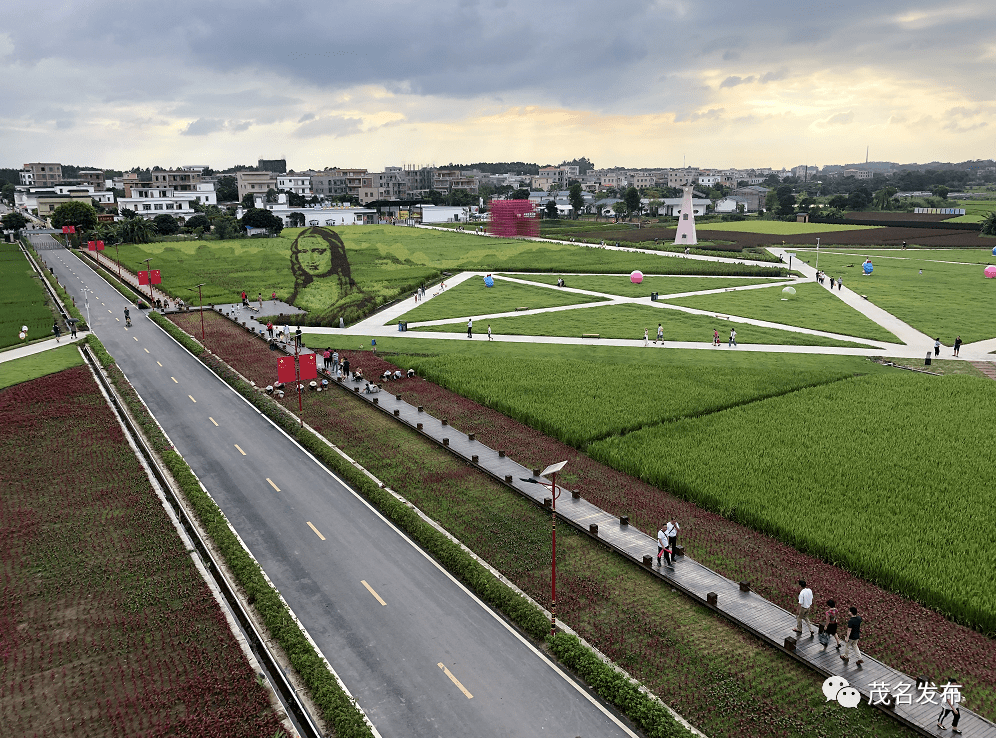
[87,241,96,251]
[299,353,318,381]
[150,269,162,285]
[277,356,297,384]
[62,226,71,234]
[138,270,149,285]
[96,240,105,251]
[67,225,76,233]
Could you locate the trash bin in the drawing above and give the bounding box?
[650,291,658,301]
[925,353,932,366]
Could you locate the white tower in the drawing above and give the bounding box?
[673,185,698,246]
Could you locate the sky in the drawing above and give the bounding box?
[2,1,994,172]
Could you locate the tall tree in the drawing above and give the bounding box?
[117,217,155,244]
[568,183,584,218]
[544,200,559,219]
[51,201,98,231]
[624,186,641,216]
[2,211,28,235]
[216,176,238,202]
[2,183,14,204]
[153,214,179,235]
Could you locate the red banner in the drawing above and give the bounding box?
[299,353,318,381]
[150,269,162,285]
[87,241,96,251]
[277,356,297,384]
[96,240,105,251]
[138,270,149,285]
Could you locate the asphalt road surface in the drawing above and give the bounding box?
[36,236,638,738]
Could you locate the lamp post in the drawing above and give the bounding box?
[815,237,821,273]
[188,283,206,340]
[521,460,569,636]
[80,287,92,330]
[138,257,154,306]
[115,240,123,280]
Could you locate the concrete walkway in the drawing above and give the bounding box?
[0,336,83,365]
[337,369,996,738]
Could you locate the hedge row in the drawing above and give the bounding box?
[548,633,690,738]
[157,314,690,738]
[82,333,372,738]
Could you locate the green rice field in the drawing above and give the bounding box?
[414,302,876,348]
[0,243,56,349]
[695,221,880,235]
[500,273,792,298]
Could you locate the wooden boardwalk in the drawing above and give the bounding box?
[340,372,995,738]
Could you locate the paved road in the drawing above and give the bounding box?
[35,236,637,738]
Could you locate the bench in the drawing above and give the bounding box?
[582,333,600,339]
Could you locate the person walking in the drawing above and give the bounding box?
[488,325,493,341]
[821,599,842,650]
[258,292,263,311]
[729,328,737,347]
[266,321,274,339]
[644,328,649,347]
[241,290,248,306]
[665,519,680,560]
[837,277,843,291]
[283,324,290,345]
[332,350,340,376]
[52,321,62,343]
[69,321,77,339]
[794,580,815,638]
[657,526,672,568]
[934,338,941,357]
[656,323,663,344]
[713,329,720,346]
[467,318,473,338]
[342,357,350,379]
[937,688,962,733]
[323,348,331,370]
[953,335,962,357]
[840,606,864,666]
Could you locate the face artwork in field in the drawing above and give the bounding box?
[299,234,334,277]
[288,227,357,304]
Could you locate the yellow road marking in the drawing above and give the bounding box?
[108,309,112,313]
[307,522,327,541]
[171,377,178,383]
[209,417,218,426]
[115,317,120,322]
[361,580,386,605]
[234,444,246,455]
[144,348,149,353]
[157,361,162,367]
[133,336,138,341]
[188,395,196,403]
[266,478,280,491]
[438,663,473,699]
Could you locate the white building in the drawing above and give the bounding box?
[238,202,378,226]
[14,184,114,212]
[276,174,313,196]
[714,196,749,213]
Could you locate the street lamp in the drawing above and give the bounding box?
[138,257,154,306]
[188,283,206,341]
[815,237,821,273]
[522,459,569,636]
[80,287,92,330]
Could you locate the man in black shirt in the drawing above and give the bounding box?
[841,606,864,666]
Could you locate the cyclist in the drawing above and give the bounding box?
[124,307,132,327]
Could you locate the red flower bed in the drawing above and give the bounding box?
[0,366,285,736]
[172,311,996,720]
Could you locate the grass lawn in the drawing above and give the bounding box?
[0,343,83,390]
[948,199,996,223]
[796,247,995,264]
[695,221,880,235]
[588,372,996,634]
[414,302,877,348]
[664,281,900,342]
[105,226,785,326]
[794,249,996,342]
[1,243,57,349]
[503,273,792,298]
[391,276,607,324]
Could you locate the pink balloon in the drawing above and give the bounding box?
[630,270,644,284]
[985,265,996,279]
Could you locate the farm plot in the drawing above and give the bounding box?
[0,343,83,390]
[0,242,55,349]
[588,372,996,635]
[663,281,900,342]
[501,273,791,298]
[416,302,877,348]
[391,276,607,325]
[802,250,996,342]
[694,221,879,235]
[106,226,788,326]
[0,364,285,736]
[169,311,919,737]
